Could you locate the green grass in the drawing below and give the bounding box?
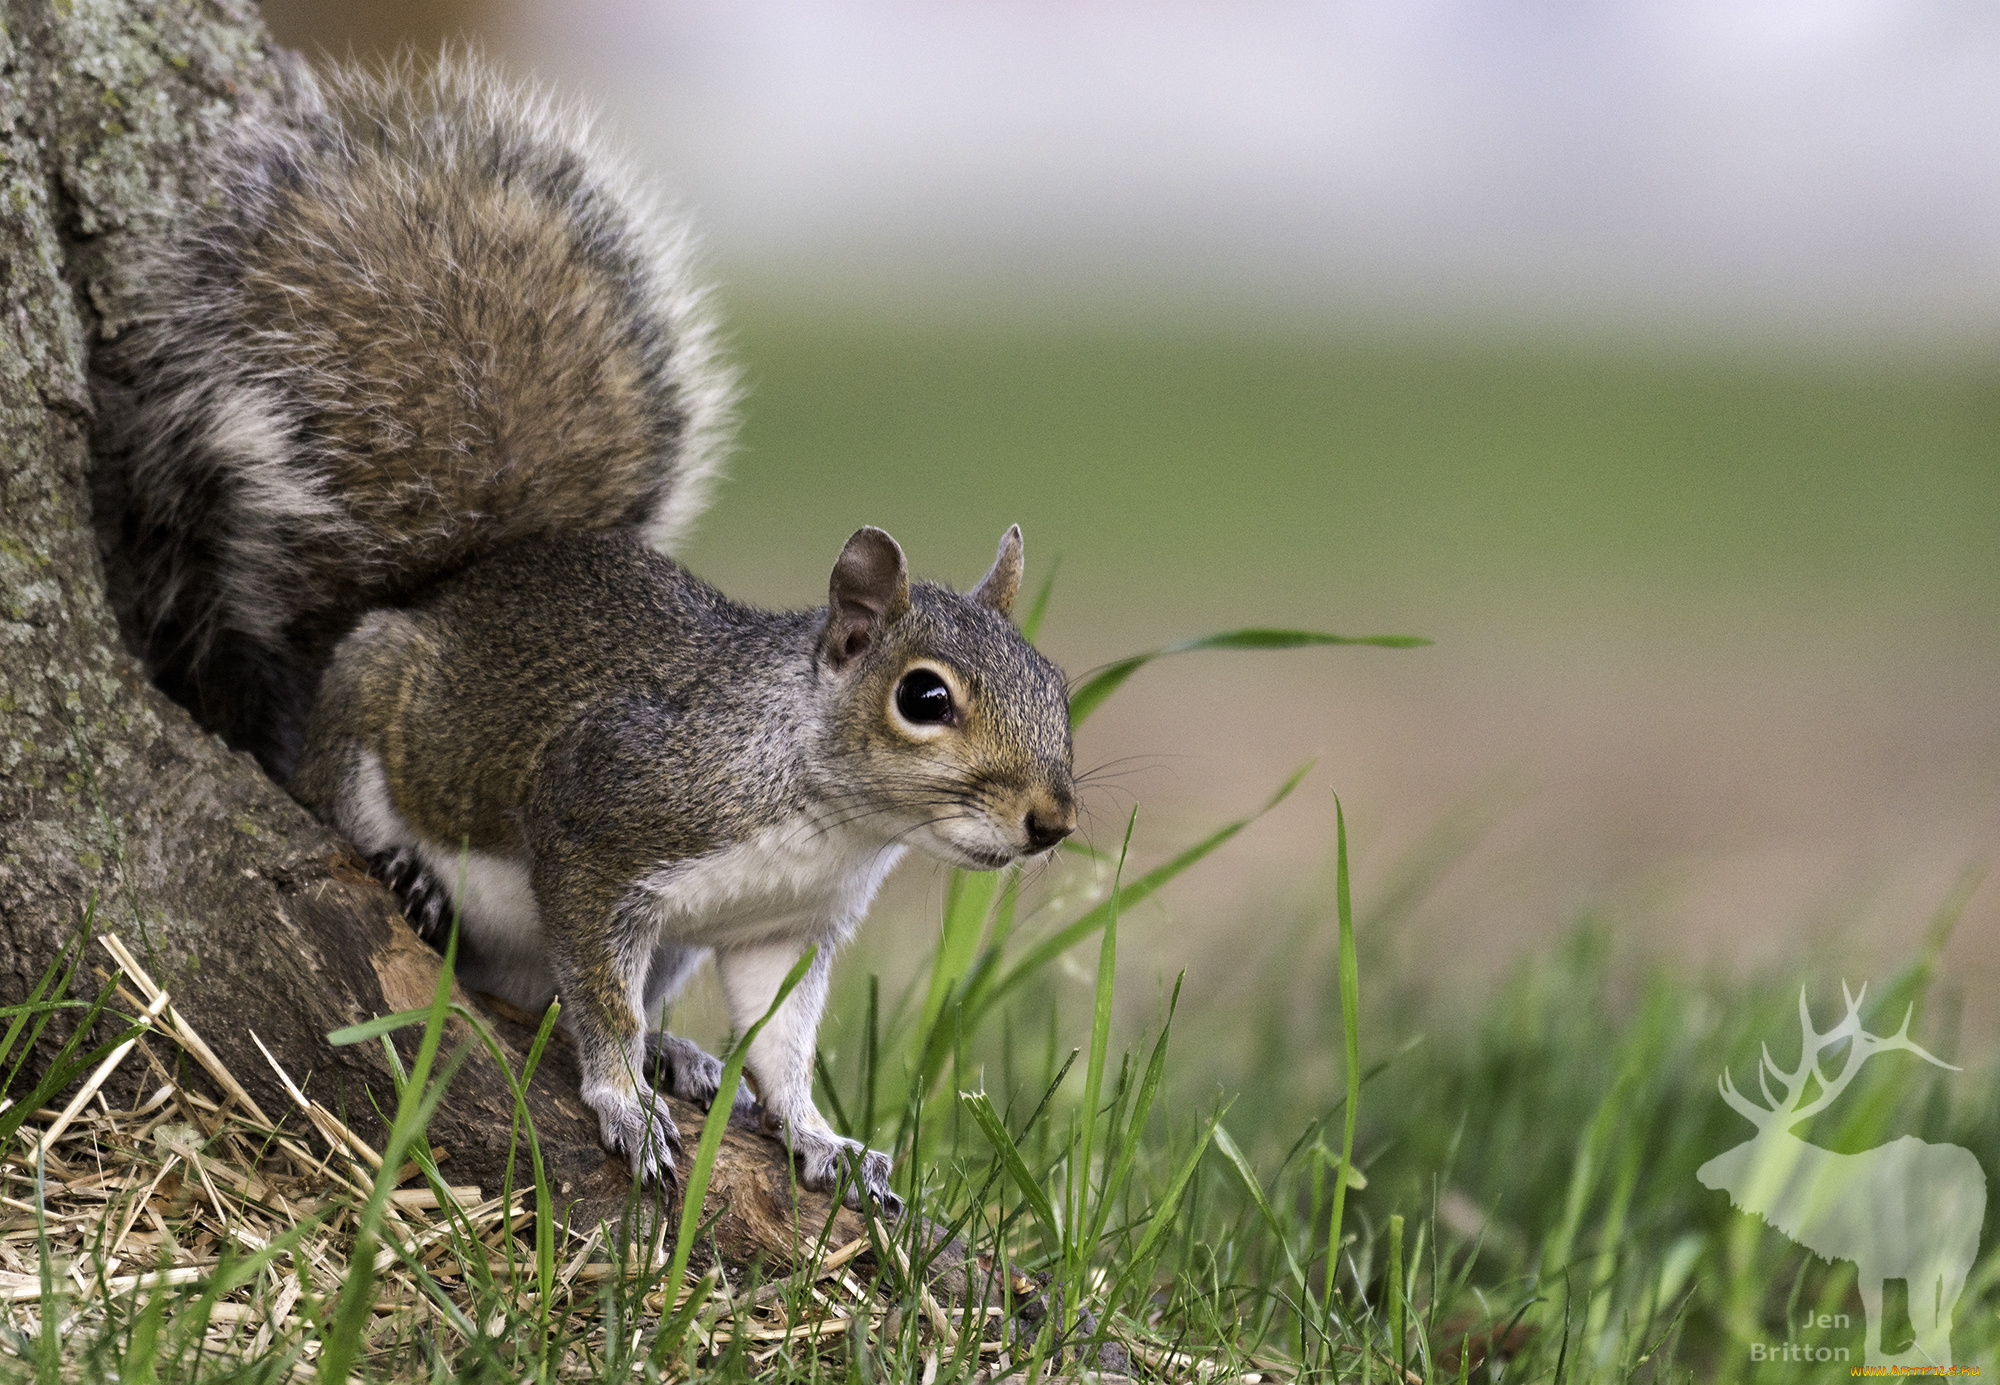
[8,692,1995,1380]
[11,308,2000,1375]
[815,808,2000,1384]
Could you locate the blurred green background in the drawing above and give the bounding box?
[257,0,2000,1041]
[682,304,2000,1044]
[686,304,2000,635]
[232,3,2000,1368]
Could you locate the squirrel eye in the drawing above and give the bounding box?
[895,668,954,726]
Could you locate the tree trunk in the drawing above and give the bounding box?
[0,0,869,1270]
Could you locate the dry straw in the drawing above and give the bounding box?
[3,933,1271,1381]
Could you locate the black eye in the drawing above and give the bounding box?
[895,668,954,725]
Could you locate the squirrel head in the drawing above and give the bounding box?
[816,526,1076,869]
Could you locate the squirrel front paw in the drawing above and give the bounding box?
[769,1116,902,1214]
[646,1033,755,1114]
[587,1084,683,1187]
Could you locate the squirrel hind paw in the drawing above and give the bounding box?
[591,1087,684,1188]
[367,848,455,944]
[644,1033,753,1114]
[836,1146,902,1216]
[786,1127,902,1216]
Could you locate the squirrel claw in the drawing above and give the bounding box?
[592,1086,683,1188]
[782,1124,902,1215]
[646,1032,754,1114]
[835,1145,902,1215]
[368,847,454,945]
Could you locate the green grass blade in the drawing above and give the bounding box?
[0,968,149,1153]
[122,1273,167,1385]
[33,1148,57,1376]
[0,944,67,1075]
[1114,1107,1223,1302]
[317,924,466,1385]
[816,1048,854,1137]
[973,764,1312,1022]
[863,974,881,1145]
[914,966,995,1107]
[404,997,560,1301]
[1325,793,1362,1308]
[1387,1212,1406,1370]
[521,1000,563,1301]
[959,1089,1061,1250]
[650,1269,720,1371]
[916,868,1001,1061]
[1069,812,1133,1326]
[1213,1123,1309,1296]
[176,1220,326,1348]
[1087,973,1182,1253]
[350,988,564,1305]
[1069,628,1429,726]
[1542,1058,1642,1288]
[5,898,97,1095]
[326,1008,433,1046]
[664,947,819,1302]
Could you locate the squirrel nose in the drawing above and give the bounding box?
[1023,804,1076,854]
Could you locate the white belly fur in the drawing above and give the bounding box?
[634,819,907,951]
[342,751,903,1006]
[343,751,551,1008]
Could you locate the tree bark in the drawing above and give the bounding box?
[0,0,869,1270]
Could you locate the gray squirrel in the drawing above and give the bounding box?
[93,57,1077,1210]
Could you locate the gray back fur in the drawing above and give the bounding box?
[93,54,736,775]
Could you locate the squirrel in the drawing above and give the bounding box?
[93,57,1077,1210]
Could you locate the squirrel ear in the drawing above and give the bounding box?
[824,526,911,668]
[969,524,1024,618]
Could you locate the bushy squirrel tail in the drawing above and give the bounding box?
[95,53,736,777]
